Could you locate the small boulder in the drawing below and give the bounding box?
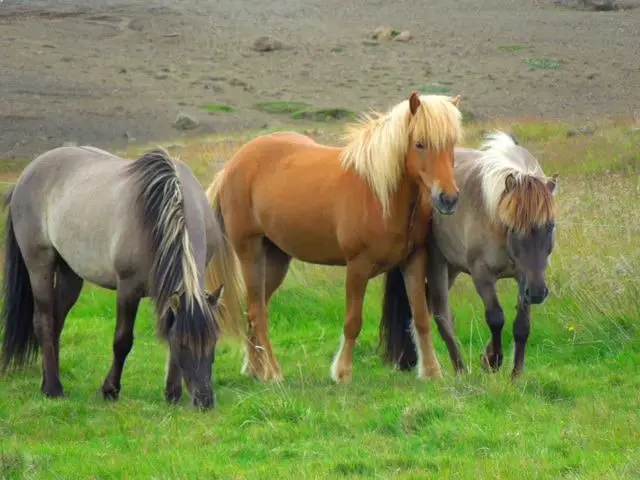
[393,30,412,42]
[173,112,199,131]
[252,35,284,52]
[373,26,395,41]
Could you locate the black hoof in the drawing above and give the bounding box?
[101,384,120,401]
[165,388,183,404]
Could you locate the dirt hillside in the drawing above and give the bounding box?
[1,0,638,159]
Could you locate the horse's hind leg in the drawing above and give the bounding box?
[24,248,62,397]
[101,278,141,400]
[53,259,84,367]
[242,241,291,377]
[237,237,282,381]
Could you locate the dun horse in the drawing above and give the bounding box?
[205,92,464,383]
[1,146,225,408]
[379,131,558,378]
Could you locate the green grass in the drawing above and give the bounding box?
[1,120,639,479]
[419,84,451,94]
[290,108,356,122]
[525,58,563,70]
[200,104,235,113]
[254,101,311,114]
[499,44,527,52]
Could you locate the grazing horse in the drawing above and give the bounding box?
[204,92,464,383]
[379,131,558,378]
[1,146,225,408]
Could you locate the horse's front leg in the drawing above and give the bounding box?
[101,279,141,400]
[331,262,369,383]
[164,354,182,403]
[511,298,531,378]
[471,269,504,371]
[403,248,443,380]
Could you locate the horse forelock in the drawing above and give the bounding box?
[339,95,462,217]
[128,148,216,354]
[478,131,555,233]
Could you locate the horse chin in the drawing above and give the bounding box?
[433,201,456,216]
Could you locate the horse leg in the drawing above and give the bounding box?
[403,249,442,380]
[331,261,369,384]
[101,279,141,400]
[26,249,62,397]
[511,299,531,378]
[53,260,84,369]
[238,237,282,381]
[426,245,466,374]
[471,270,504,371]
[165,355,183,403]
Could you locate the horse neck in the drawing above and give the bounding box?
[386,175,428,233]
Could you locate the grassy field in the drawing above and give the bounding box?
[1,119,639,479]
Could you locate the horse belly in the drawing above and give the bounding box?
[255,197,345,265]
[47,200,123,290]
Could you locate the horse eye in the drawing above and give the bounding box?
[415,143,425,151]
[547,222,555,233]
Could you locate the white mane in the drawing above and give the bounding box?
[478,131,546,219]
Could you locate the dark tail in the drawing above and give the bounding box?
[1,208,37,372]
[378,266,418,370]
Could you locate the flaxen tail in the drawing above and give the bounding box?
[378,266,418,371]
[1,205,38,372]
[204,170,247,339]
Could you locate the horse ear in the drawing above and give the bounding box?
[547,173,559,195]
[206,283,224,307]
[409,92,421,115]
[170,293,181,314]
[450,94,462,107]
[505,173,517,192]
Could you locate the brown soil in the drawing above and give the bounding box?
[1,0,639,159]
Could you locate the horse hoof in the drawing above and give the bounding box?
[101,385,120,401]
[331,368,352,384]
[417,367,443,380]
[165,389,182,404]
[42,385,65,398]
[480,353,503,372]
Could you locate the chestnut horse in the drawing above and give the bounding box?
[205,92,464,383]
[379,131,558,378]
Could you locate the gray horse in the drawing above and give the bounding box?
[379,131,558,378]
[1,146,227,409]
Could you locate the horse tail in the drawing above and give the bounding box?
[1,207,38,372]
[204,169,247,339]
[378,266,418,370]
[129,149,217,357]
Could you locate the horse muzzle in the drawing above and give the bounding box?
[432,191,459,215]
[524,285,549,305]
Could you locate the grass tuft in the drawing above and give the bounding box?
[526,58,563,70]
[254,101,311,114]
[200,103,235,113]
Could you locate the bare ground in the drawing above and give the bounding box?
[1,0,639,159]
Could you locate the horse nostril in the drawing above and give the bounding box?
[439,192,459,209]
[524,287,531,299]
[543,287,549,298]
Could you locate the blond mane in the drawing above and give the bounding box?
[339,94,463,216]
[478,131,556,233]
